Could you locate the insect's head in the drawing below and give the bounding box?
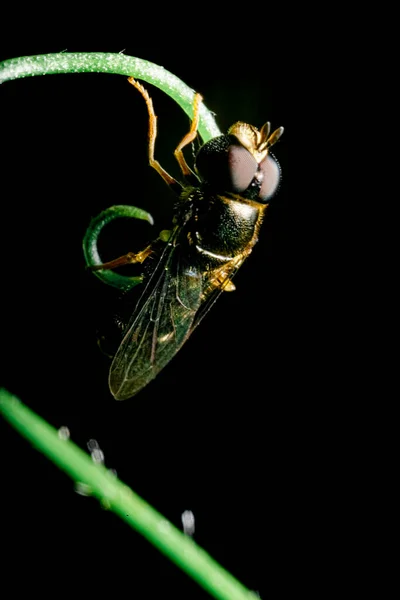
[195,122,284,203]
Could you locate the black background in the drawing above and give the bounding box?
[0,40,334,599]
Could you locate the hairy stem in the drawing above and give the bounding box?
[0,53,221,142]
[0,389,257,600]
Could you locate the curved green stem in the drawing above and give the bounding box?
[0,53,221,143]
[83,205,154,289]
[1,52,222,290]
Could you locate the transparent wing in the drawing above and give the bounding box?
[109,232,203,400]
[191,255,247,331]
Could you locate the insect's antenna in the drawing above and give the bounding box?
[127,77,180,189]
[259,121,271,143]
[266,126,284,149]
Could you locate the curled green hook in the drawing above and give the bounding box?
[83,205,154,290]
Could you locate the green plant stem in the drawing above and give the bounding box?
[83,205,154,289]
[0,52,222,289]
[0,53,221,143]
[0,389,256,600]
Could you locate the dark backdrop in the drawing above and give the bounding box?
[0,43,328,599]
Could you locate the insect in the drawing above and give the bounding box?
[92,77,284,400]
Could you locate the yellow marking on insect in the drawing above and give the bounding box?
[222,280,236,292]
[195,246,233,262]
[228,121,284,163]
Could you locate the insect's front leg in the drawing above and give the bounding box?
[128,77,181,191]
[89,244,154,272]
[173,92,203,178]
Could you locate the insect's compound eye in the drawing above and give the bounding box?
[258,154,281,202]
[227,144,258,193]
[195,134,257,193]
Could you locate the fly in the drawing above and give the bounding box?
[92,77,284,400]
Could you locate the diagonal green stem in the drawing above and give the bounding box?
[0,53,221,143]
[0,389,257,600]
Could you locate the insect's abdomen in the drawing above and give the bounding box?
[190,194,261,269]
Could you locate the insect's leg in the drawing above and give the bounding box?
[210,268,236,292]
[207,254,247,293]
[174,92,203,177]
[90,244,153,271]
[128,77,179,189]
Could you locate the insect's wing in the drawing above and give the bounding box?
[191,255,247,331]
[109,239,202,400]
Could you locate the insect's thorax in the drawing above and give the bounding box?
[179,187,265,270]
